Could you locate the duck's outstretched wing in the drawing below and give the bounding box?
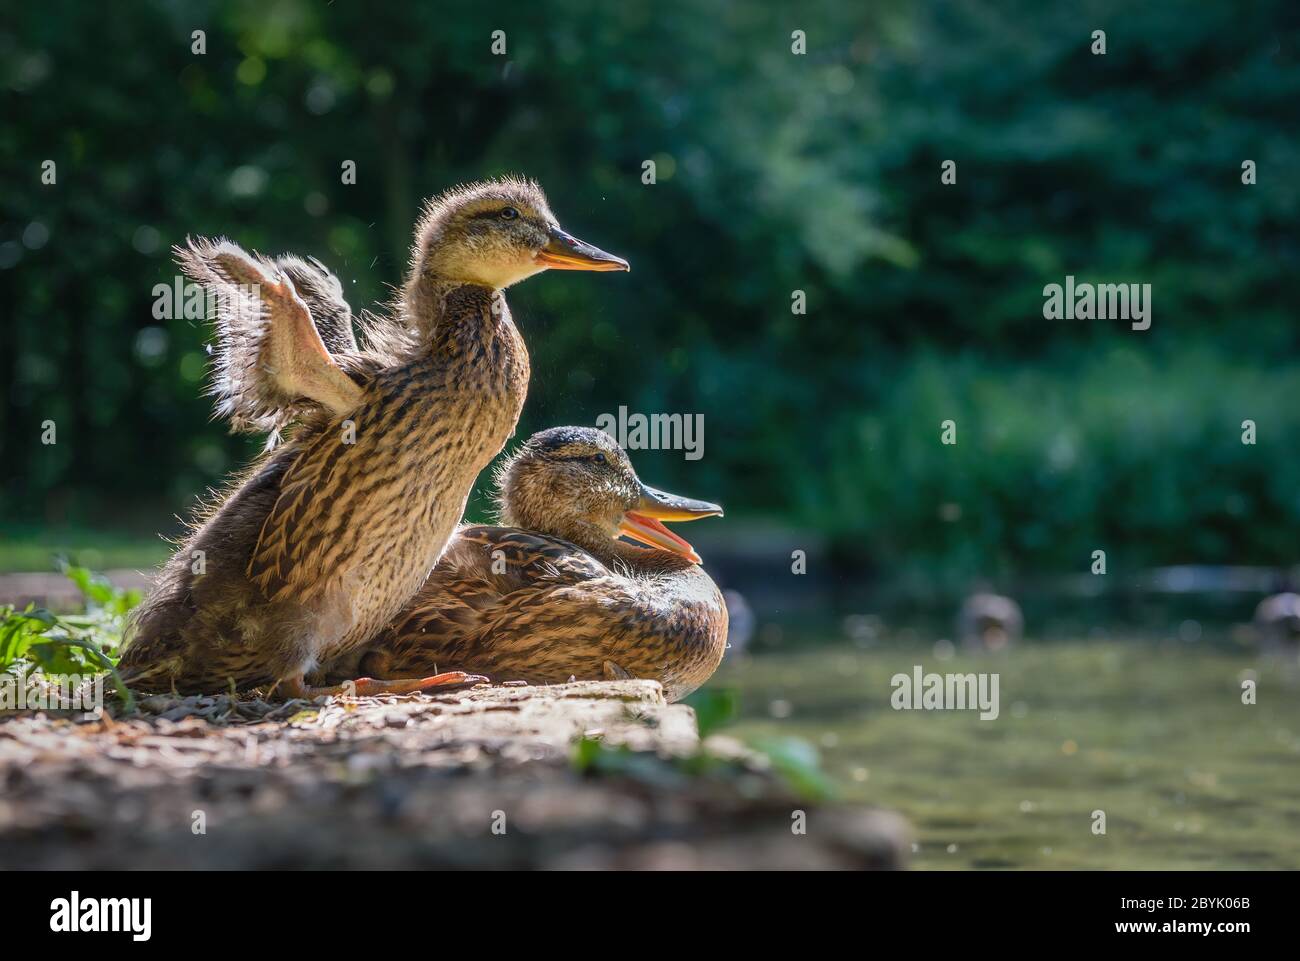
[274,254,359,355]
[176,237,363,435]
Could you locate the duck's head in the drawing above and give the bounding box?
[496,426,722,564]
[411,176,629,290]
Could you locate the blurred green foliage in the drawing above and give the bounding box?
[2,1,1297,584]
[832,347,1300,591]
[0,564,138,710]
[571,728,834,802]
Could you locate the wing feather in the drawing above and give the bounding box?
[176,237,364,436]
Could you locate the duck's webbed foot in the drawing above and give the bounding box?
[277,672,488,700]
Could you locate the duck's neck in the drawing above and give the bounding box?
[404,271,503,336]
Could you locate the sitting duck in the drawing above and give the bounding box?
[120,179,628,698]
[1253,592,1300,654]
[332,426,727,702]
[957,591,1023,652]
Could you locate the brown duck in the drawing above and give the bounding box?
[120,179,628,698]
[328,426,727,702]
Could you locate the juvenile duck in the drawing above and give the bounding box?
[334,427,727,702]
[120,179,628,697]
[1254,592,1300,654]
[957,592,1023,651]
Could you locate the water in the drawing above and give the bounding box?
[716,640,1300,869]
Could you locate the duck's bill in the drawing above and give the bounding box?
[535,227,630,271]
[618,485,723,564]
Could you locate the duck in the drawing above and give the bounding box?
[119,178,628,698]
[721,589,756,658]
[327,426,727,702]
[1253,592,1300,654]
[957,591,1022,651]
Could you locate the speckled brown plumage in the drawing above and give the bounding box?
[334,427,728,702]
[119,179,627,695]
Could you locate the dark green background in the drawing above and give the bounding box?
[3,0,1297,589]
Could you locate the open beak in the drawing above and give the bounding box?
[618,483,722,565]
[535,225,630,272]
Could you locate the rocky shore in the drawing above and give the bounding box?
[0,679,909,870]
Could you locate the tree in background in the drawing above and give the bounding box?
[2,0,1297,586]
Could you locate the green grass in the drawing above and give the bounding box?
[0,526,170,574]
[717,641,1300,870]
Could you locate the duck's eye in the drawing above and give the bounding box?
[591,452,607,465]
[500,206,519,221]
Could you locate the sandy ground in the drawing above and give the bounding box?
[0,679,909,870]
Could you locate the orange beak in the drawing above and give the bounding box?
[534,226,629,272]
[617,483,722,565]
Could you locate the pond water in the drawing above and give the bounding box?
[715,640,1300,869]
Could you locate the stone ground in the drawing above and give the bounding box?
[0,679,909,870]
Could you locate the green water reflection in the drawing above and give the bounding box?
[716,641,1300,869]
